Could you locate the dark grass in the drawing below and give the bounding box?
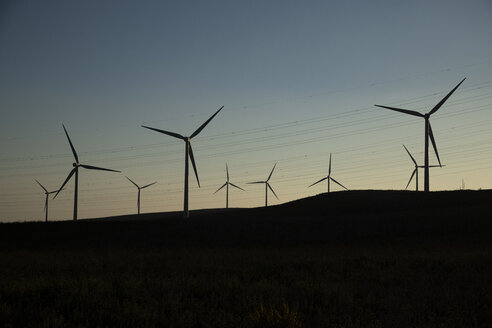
[1,190,491,327]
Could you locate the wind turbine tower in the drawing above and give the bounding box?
[247,163,279,207]
[375,78,465,192]
[54,125,121,221]
[142,106,223,218]
[214,163,244,209]
[308,153,348,192]
[126,176,157,214]
[35,179,60,222]
[403,144,442,191]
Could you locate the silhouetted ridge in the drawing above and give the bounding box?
[0,190,490,250]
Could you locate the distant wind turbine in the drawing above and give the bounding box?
[126,176,157,214]
[35,179,61,222]
[214,164,244,209]
[54,125,121,221]
[247,163,279,207]
[375,78,465,192]
[142,106,223,218]
[308,153,348,192]
[403,144,442,191]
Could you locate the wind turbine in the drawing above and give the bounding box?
[403,144,443,191]
[247,163,279,207]
[308,153,348,192]
[142,106,223,218]
[375,78,465,192]
[35,179,61,222]
[214,164,244,209]
[126,176,157,214]
[54,125,121,221]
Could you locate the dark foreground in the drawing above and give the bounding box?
[1,190,491,327]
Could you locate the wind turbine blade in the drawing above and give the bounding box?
[428,123,442,167]
[429,78,466,115]
[374,105,424,118]
[126,176,139,188]
[214,183,227,194]
[188,142,200,187]
[247,181,265,184]
[141,125,185,140]
[428,165,443,168]
[80,164,121,172]
[328,153,332,175]
[62,124,79,162]
[190,105,224,139]
[402,144,417,166]
[226,163,229,182]
[141,181,157,189]
[267,163,277,182]
[54,168,76,199]
[229,182,245,191]
[267,183,279,200]
[330,177,348,190]
[406,169,417,190]
[35,179,48,193]
[308,176,328,188]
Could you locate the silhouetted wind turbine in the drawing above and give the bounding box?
[308,153,348,192]
[142,106,223,218]
[247,163,279,207]
[375,78,465,192]
[403,144,442,191]
[54,125,121,221]
[35,179,61,222]
[214,164,244,209]
[126,177,157,214]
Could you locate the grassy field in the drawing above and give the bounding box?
[0,190,491,327]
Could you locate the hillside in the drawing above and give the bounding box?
[1,190,491,250]
[1,190,491,327]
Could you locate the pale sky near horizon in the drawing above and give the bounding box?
[1,0,492,222]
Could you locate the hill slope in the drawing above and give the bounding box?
[1,190,491,327]
[1,190,491,249]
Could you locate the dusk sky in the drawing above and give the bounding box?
[1,0,492,222]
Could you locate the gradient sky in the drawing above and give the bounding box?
[1,0,492,222]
